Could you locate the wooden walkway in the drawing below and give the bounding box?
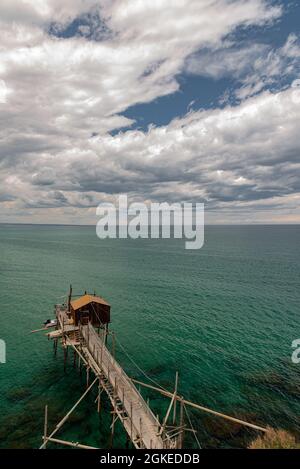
[42,304,268,450]
[81,324,166,448]
[52,305,174,449]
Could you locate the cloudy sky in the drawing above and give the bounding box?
[1,0,300,225]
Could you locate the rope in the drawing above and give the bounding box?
[114,335,170,393]
[184,403,202,449]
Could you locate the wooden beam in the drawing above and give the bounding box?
[173,371,178,425]
[159,382,177,435]
[40,377,98,449]
[130,378,268,433]
[65,337,88,367]
[43,436,98,449]
[43,405,48,449]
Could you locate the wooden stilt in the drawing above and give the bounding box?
[97,379,101,413]
[43,405,48,449]
[159,380,178,436]
[63,347,67,373]
[73,350,77,368]
[53,339,58,356]
[139,418,143,448]
[112,332,115,362]
[179,398,184,449]
[86,366,90,388]
[105,324,108,346]
[130,402,133,443]
[110,413,116,449]
[173,371,179,425]
[110,378,117,450]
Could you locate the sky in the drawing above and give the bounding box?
[0,0,300,225]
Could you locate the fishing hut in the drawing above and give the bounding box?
[38,286,269,450]
[69,294,110,326]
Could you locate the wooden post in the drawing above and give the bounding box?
[112,332,116,362]
[97,379,101,414]
[139,418,143,448]
[173,371,179,425]
[105,324,108,346]
[110,414,116,449]
[110,378,117,449]
[43,405,48,449]
[68,284,72,311]
[100,337,104,367]
[64,347,67,373]
[179,398,184,449]
[73,350,77,368]
[53,339,58,356]
[130,402,133,442]
[86,367,90,389]
[156,414,160,433]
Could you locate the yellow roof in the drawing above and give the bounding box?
[70,294,110,311]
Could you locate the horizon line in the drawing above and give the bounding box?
[1,222,300,227]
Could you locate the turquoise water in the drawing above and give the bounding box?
[0,224,300,448]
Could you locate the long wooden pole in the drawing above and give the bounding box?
[43,436,98,449]
[160,388,177,436]
[40,377,98,449]
[131,378,268,433]
[43,405,48,449]
[173,371,178,425]
[179,398,184,449]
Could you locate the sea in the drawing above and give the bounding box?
[0,223,299,448]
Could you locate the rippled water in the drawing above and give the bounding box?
[0,224,299,448]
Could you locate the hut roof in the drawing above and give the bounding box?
[70,294,110,311]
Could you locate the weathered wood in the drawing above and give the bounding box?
[44,303,268,451]
[39,377,98,449]
[43,405,48,449]
[173,371,178,425]
[81,324,165,448]
[130,378,268,433]
[42,436,98,450]
[179,398,184,449]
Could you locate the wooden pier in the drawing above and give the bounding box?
[39,292,269,450]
